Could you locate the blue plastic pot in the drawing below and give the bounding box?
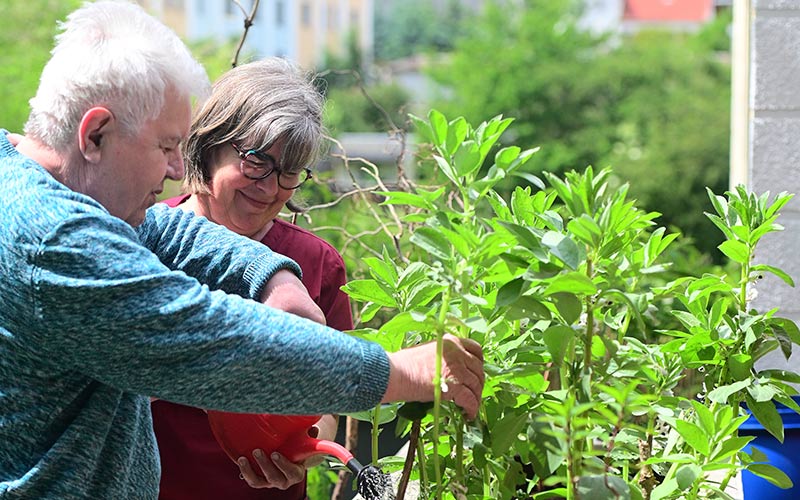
[739,397,800,499]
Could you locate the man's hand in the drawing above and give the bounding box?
[259,269,325,325]
[382,334,485,419]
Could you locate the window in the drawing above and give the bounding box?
[328,5,337,30]
[301,2,311,26]
[276,0,285,25]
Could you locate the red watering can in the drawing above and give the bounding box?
[206,411,394,499]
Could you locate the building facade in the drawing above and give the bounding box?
[581,0,719,34]
[136,0,373,69]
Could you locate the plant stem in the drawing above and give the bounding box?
[417,436,428,494]
[454,268,471,488]
[456,417,464,486]
[397,420,421,500]
[638,413,656,500]
[371,405,381,464]
[432,287,452,500]
[584,258,595,374]
[566,407,577,500]
[739,248,750,311]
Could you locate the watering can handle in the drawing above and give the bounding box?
[278,432,356,466]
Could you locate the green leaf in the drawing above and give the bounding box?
[651,478,679,500]
[341,279,396,307]
[379,311,435,339]
[711,436,754,462]
[363,254,398,287]
[428,109,448,147]
[347,327,403,352]
[511,171,546,189]
[543,325,576,366]
[676,464,702,490]
[359,301,382,323]
[525,421,564,477]
[544,272,597,296]
[746,397,784,442]
[408,113,433,143]
[771,317,800,346]
[752,264,795,287]
[567,215,602,246]
[707,380,750,403]
[396,262,432,290]
[433,154,459,186]
[376,188,444,209]
[410,226,452,261]
[506,295,552,321]
[729,353,753,381]
[759,369,800,384]
[542,231,582,269]
[498,221,543,251]
[496,278,525,307]
[718,239,750,264]
[490,411,529,456]
[494,146,521,170]
[674,420,710,455]
[453,139,482,176]
[690,399,716,436]
[747,384,779,403]
[747,463,794,489]
[397,401,433,421]
[551,292,582,324]
[446,116,468,156]
[577,475,630,500]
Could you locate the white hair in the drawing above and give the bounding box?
[24,0,210,153]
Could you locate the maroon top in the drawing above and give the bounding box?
[152,195,354,500]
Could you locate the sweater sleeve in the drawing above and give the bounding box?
[136,203,301,299]
[29,212,389,415]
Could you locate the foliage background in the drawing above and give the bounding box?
[0,0,732,265]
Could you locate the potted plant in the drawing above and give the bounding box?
[324,111,799,499]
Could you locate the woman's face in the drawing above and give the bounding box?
[199,140,296,238]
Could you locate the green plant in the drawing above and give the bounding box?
[330,110,799,499]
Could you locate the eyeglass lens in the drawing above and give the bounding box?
[240,151,308,189]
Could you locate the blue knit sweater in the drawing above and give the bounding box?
[0,134,389,499]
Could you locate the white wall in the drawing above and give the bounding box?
[749,0,800,370]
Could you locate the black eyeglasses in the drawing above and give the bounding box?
[230,143,311,190]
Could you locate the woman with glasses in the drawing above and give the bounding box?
[152,57,351,500]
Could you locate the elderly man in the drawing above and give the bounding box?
[0,2,484,499]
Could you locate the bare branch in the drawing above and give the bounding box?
[301,185,382,212]
[231,0,260,68]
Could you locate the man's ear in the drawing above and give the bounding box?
[78,107,114,163]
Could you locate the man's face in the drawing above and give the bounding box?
[95,87,192,226]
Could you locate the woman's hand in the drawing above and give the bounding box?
[237,450,306,490]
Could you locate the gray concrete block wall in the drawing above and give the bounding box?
[751,0,800,368]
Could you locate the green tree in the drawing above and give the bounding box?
[430,0,731,257]
[602,30,730,257]
[0,0,82,133]
[374,0,471,62]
